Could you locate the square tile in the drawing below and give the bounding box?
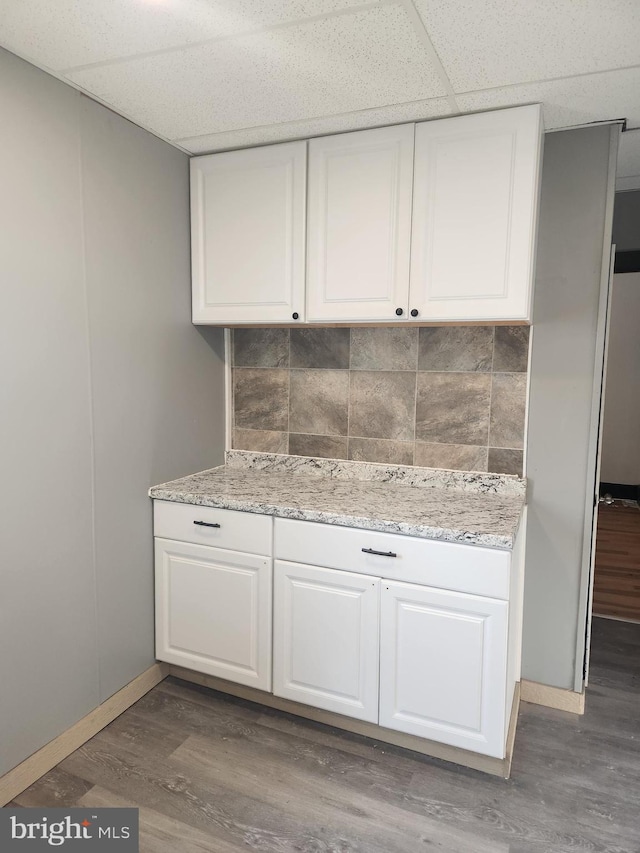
[289,433,348,459]
[233,368,288,431]
[416,373,491,445]
[488,448,524,477]
[290,328,350,369]
[69,5,446,140]
[415,0,640,92]
[233,428,288,454]
[493,326,530,373]
[414,443,487,472]
[348,437,414,465]
[418,327,493,372]
[490,374,527,449]
[0,0,370,69]
[350,328,418,370]
[349,371,416,441]
[233,328,289,367]
[289,369,349,435]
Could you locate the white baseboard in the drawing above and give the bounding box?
[0,663,168,806]
[520,679,585,714]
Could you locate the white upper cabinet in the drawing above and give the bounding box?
[191,141,306,324]
[189,106,542,326]
[306,124,414,322]
[409,105,543,322]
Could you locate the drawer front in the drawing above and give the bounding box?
[154,500,272,556]
[274,518,509,599]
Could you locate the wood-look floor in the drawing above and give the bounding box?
[9,617,640,852]
[594,502,640,620]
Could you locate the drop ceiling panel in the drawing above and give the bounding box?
[415,0,640,92]
[456,67,640,131]
[0,0,370,70]
[179,97,453,153]
[67,5,447,141]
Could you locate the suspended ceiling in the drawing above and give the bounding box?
[0,0,639,187]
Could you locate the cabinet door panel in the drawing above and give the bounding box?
[155,538,271,690]
[273,561,380,722]
[191,141,306,324]
[307,124,414,322]
[380,582,508,757]
[410,105,542,321]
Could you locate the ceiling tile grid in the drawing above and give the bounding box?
[67,4,447,141]
[412,0,640,92]
[179,97,454,153]
[455,66,640,131]
[0,0,372,69]
[0,0,639,177]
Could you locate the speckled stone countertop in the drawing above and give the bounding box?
[149,451,526,550]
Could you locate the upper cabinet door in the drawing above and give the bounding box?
[191,141,306,325]
[410,105,543,322]
[307,124,414,322]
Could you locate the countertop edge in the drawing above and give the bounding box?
[148,489,516,550]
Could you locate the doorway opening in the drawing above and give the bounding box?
[592,267,640,624]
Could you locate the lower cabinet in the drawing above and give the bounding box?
[153,504,522,766]
[155,537,272,690]
[273,561,380,722]
[379,582,508,758]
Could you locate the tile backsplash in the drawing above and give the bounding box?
[231,326,529,476]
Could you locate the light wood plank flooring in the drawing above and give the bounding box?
[594,502,640,620]
[8,617,640,852]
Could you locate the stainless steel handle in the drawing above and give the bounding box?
[362,547,397,558]
[193,520,221,528]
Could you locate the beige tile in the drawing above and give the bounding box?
[289,369,349,436]
[291,328,350,369]
[490,373,527,449]
[416,372,491,445]
[418,326,493,372]
[289,434,348,460]
[349,371,416,441]
[488,448,524,477]
[233,328,289,367]
[348,437,414,465]
[493,326,530,372]
[233,368,288,431]
[233,428,288,454]
[414,443,488,472]
[350,328,418,371]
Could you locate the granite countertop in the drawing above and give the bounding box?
[149,452,526,550]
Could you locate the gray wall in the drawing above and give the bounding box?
[523,126,616,690]
[600,273,640,486]
[612,189,640,251]
[0,48,225,775]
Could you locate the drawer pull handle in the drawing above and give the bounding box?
[362,547,397,558]
[193,520,221,528]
